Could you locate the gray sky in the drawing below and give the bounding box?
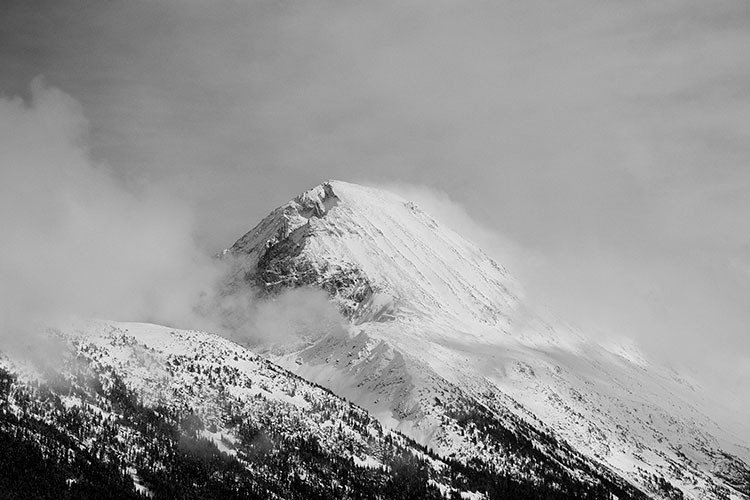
[1,0,749,421]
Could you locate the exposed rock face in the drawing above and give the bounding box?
[230,182,374,318]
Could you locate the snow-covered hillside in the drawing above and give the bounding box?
[228,180,750,500]
[0,320,642,499]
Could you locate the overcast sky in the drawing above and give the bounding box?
[1,0,749,424]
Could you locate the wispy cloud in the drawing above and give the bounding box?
[0,79,223,350]
[0,79,346,356]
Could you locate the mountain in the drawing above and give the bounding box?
[226,180,750,500]
[2,179,747,499]
[0,320,642,500]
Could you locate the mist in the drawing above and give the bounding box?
[0,79,344,356]
[0,79,220,338]
[195,283,347,353]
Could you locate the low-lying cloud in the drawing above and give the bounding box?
[0,79,220,340]
[196,284,347,352]
[0,79,344,355]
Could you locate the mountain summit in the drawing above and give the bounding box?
[229,180,520,331]
[227,180,750,500]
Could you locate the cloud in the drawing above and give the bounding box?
[0,78,224,351]
[0,78,350,359]
[197,284,347,353]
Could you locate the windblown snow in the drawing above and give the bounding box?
[227,180,750,500]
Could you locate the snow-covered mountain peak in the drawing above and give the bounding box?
[229,180,521,336]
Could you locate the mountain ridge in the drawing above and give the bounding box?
[226,180,750,500]
[0,319,647,499]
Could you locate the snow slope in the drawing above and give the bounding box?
[1,319,642,499]
[228,180,750,500]
[0,319,460,497]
